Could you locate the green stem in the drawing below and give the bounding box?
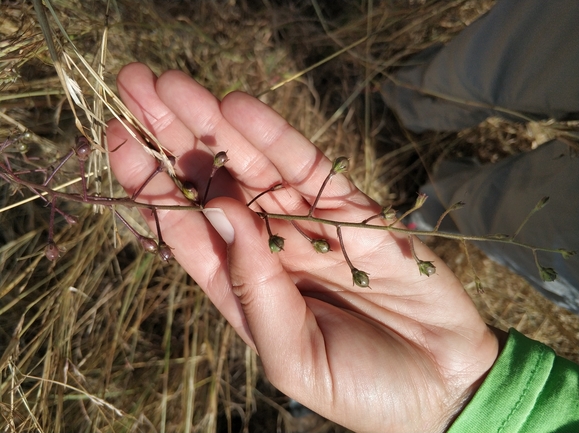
[308,172,334,217]
[336,226,355,271]
[259,212,563,255]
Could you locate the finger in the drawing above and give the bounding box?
[116,63,239,201]
[107,119,253,344]
[221,91,376,212]
[107,118,183,204]
[116,63,199,159]
[204,197,327,380]
[154,71,307,209]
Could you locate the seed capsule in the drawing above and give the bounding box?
[414,193,428,208]
[213,151,229,168]
[351,268,370,288]
[418,260,436,277]
[75,136,92,161]
[534,196,550,210]
[45,241,60,261]
[158,242,174,261]
[181,181,199,202]
[539,266,557,282]
[331,156,349,175]
[140,237,159,253]
[311,239,330,254]
[268,235,285,253]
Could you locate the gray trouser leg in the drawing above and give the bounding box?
[413,141,579,314]
[381,0,579,132]
[381,0,579,313]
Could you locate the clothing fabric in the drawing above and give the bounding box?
[448,329,579,432]
[412,139,579,314]
[380,0,579,314]
[380,0,579,132]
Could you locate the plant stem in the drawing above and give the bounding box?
[48,196,56,242]
[246,183,284,207]
[512,197,549,241]
[131,164,164,200]
[308,172,333,217]
[43,149,74,186]
[259,211,563,255]
[0,169,201,212]
[202,167,218,207]
[336,226,354,270]
[434,201,465,231]
[291,221,313,242]
[264,215,273,237]
[114,210,142,238]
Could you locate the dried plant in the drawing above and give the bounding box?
[2,1,578,432]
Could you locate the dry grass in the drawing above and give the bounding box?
[1,1,577,432]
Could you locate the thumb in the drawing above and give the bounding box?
[203,197,316,372]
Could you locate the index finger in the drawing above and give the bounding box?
[220,91,378,213]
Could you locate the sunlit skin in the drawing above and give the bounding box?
[107,62,499,433]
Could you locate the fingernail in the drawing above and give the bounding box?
[203,207,235,244]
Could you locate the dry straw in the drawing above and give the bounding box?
[1,1,578,432]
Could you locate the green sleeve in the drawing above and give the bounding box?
[448,328,579,433]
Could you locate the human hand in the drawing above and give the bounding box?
[107,63,498,432]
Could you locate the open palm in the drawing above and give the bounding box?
[108,63,498,432]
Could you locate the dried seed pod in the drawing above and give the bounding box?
[331,156,349,175]
[45,241,60,261]
[351,268,370,288]
[75,136,92,161]
[181,181,199,202]
[268,234,285,253]
[539,266,557,282]
[311,239,331,254]
[213,151,229,168]
[158,242,174,261]
[140,237,159,254]
[534,196,550,210]
[417,260,436,277]
[414,193,428,208]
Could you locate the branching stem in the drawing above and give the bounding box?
[258,212,564,255]
[1,169,201,212]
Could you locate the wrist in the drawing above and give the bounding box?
[437,324,504,432]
